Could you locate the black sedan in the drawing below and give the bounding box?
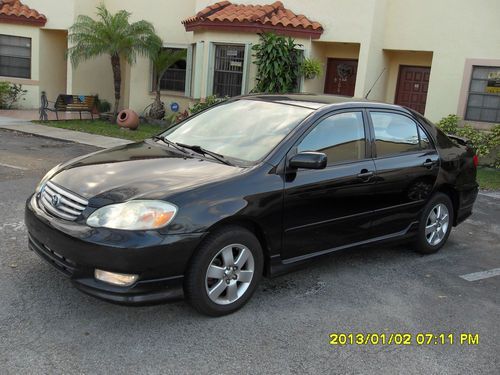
[25,94,478,316]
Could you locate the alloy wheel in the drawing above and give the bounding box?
[205,244,255,305]
[425,203,450,246]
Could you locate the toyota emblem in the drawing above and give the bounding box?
[51,194,61,207]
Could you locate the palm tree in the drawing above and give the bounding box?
[149,47,187,119]
[68,4,161,116]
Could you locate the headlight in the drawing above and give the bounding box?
[36,164,61,193]
[86,200,177,230]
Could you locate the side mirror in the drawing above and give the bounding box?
[289,151,327,170]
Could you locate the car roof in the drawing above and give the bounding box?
[239,93,405,112]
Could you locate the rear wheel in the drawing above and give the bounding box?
[184,226,263,316]
[415,193,454,254]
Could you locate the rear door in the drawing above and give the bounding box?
[368,110,439,236]
[282,110,377,261]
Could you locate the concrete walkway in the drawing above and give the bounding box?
[0,116,133,149]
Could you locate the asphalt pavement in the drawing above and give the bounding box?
[0,129,499,374]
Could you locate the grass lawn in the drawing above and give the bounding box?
[477,167,500,191]
[33,120,163,142]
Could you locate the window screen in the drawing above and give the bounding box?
[298,112,366,165]
[371,112,421,157]
[154,48,187,92]
[0,34,31,79]
[213,45,245,97]
[465,66,500,123]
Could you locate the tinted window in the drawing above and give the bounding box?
[298,112,366,165]
[371,112,420,157]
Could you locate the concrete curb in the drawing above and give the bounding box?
[0,121,133,149]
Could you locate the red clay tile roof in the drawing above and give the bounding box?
[183,1,323,39]
[0,0,47,26]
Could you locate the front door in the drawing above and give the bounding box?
[395,66,431,115]
[282,111,376,261]
[324,58,358,96]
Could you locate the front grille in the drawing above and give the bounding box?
[29,234,76,277]
[39,180,88,221]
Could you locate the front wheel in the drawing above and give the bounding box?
[184,226,263,316]
[415,193,454,254]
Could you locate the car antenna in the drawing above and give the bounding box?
[364,68,387,99]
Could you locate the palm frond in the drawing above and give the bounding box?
[67,3,158,66]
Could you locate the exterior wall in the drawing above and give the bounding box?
[383,0,500,121]
[106,0,196,113]
[1,0,500,123]
[38,29,67,101]
[0,24,40,108]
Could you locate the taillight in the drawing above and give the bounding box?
[473,154,479,168]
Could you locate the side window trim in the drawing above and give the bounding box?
[367,109,432,159]
[291,108,370,168]
[416,122,436,150]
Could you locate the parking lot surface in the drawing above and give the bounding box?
[0,130,499,374]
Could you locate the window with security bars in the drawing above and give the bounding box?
[213,45,245,97]
[0,34,31,79]
[465,66,500,123]
[154,47,187,92]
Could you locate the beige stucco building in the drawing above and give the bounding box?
[1,0,499,127]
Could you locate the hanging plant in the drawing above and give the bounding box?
[302,58,322,80]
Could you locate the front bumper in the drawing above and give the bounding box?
[25,195,206,305]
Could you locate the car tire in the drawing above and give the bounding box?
[184,226,263,316]
[415,192,454,254]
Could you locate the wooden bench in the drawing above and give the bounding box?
[39,93,97,121]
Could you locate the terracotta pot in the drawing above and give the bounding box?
[117,109,139,130]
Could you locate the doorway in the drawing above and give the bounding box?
[395,65,431,114]
[324,58,358,96]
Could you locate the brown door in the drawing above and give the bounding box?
[395,66,431,114]
[324,58,358,96]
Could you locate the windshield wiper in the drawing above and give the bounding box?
[152,136,188,154]
[175,143,234,166]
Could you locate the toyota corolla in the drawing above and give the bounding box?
[25,94,478,316]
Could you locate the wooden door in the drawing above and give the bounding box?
[324,58,358,96]
[395,66,431,114]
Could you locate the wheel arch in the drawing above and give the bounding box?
[187,216,274,277]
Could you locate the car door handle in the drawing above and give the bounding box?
[423,159,436,168]
[357,170,374,179]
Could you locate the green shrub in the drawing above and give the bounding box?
[436,114,500,168]
[0,82,27,109]
[252,32,302,93]
[189,95,227,115]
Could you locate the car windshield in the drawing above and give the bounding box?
[161,99,313,164]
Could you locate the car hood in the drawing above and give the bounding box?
[50,140,244,205]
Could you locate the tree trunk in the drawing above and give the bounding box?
[148,78,166,120]
[110,53,121,117]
